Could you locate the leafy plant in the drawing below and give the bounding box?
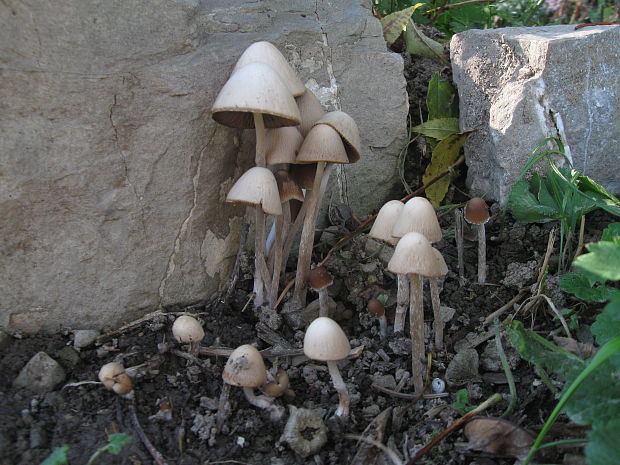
[41,433,132,465]
[452,388,476,415]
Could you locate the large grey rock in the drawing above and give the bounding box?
[13,352,66,393]
[0,1,408,331]
[451,25,620,203]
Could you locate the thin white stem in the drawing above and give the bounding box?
[394,274,409,333]
[409,273,424,394]
[455,209,465,286]
[477,223,486,283]
[430,277,443,350]
[265,220,277,260]
[269,203,288,308]
[253,113,266,168]
[318,289,330,317]
[327,360,349,418]
[243,386,284,420]
[281,198,309,276]
[254,207,270,307]
[378,315,388,339]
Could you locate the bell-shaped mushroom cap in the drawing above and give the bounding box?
[392,197,442,243]
[308,266,333,290]
[303,317,351,362]
[387,232,437,276]
[464,197,490,225]
[222,344,267,388]
[367,298,385,317]
[296,88,325,137]
[369,200,404,246]
[296,124,349,165]
[172,315,205,343]
[274,170,304,202]
[290,163,317,190]
[314,111,361,163]
[232,41,305,97]
[423,248,448,278]
[266,127,304,165]
[99,362,125,390]
[212,63,301,129]
[226,167,283,216]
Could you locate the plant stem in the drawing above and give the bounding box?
[327,360,350,418]
[394,274,410,333]
[409,274,425,393]
[494,319,517,418]
[430,277,443,350]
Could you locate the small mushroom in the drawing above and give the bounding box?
[171,315,205,355]
[308,266,333,318]
[262,369,291,398]
[367,298,388,339]
[98,362,133,396]
[303,317,351,418]
[222,344,284,420]
[464,197,490,283]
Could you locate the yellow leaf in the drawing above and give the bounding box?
[380,4,424,46]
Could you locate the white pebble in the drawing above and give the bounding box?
[431,378,446,393]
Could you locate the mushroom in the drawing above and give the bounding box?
[368,200,408,333]
[171,315,205,355]
[262,369,291,398]
[303,317,351,418]
[368,298,388,339]
[464,197,490,283]
[308,266,334,317]
[99,362,133,396]
[222,344,284,420]
[425,249,449,350]
[295,87,325,137]
[387,232,437,393]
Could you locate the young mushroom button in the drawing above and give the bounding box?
[99,362,133,397]
[172,315,205,355]
[308,266,333,318]
[464,197,490,284]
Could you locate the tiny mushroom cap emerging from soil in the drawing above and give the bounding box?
[309,266,334,318]
[392,196,442,243]
[226,166,283,216]
[303,317,351,417]
[296,87,326,136]
[262,369,290,398]
[464,197,490,283]
[313,111,361,163]
[99,362,133,396]
[172,315,204,344]
[368,298,388,339]
[369,200,405,246]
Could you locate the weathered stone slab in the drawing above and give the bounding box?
[0,0,408,331]
[451,25,620,203]
[13,352,66,394]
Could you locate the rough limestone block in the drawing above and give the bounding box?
[451,25,620,203]
[13,352,66,394]
[0,0,408,331]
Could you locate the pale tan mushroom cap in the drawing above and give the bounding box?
[424,248,448,278]
[314,111,361,163]
[387,232,437,276]
[232,41,305,97]
[226,167,283,216]
[266,127,304,165]
[369,200,404,246]
[392,197,442,242]
[222,344,267,388]
[212,63,301,129]
[296,88,325,137]
[296,124,349,164]
[172,315,205,343]
[98,362,125,390]
[303,317,351,362]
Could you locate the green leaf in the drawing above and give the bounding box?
[380,4,424,45]
[411,118,459,140]
[559,272,618,303]
[602,222,620,242]
[422,131,471,206]
[591,296,620,346]
[41,446,69,465]
[575,241,620,282]
[426,73,458,120]
[452,388,475,415]
[586,419,620,465]
[508,179,561,223]
[107,433,132,455]
[403,20,449,64]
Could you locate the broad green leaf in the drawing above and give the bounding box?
[576,175,620,217]
[403,20,449,64]
[601,222,620,241]
[586,418,620,465]
[533,173,560,211]
[107,433,131,454]
[426,73,458,120]
[508,179,561,223]
[422,131,471,206]
[559,272,618,303]
[411,117,459,140]
[380,4,424,45]
[41,446,69,465]
[591,296,620,345]
[575,241,620,282]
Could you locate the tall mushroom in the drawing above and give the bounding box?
[464,197,490,283]
[388,232,437,393]
[303,317,351,418]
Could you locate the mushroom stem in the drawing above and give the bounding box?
[394,274,410,333]
[269,202,289,307]
[378,315,388,339]
[318,289,330,317]
[477,223,487,283]
[253,206,270,307]
[188,341,201,356]
[243,386,284,420]
[409,273,425,394]
[253,113,267,168]
[326,360,349,418]
[455,208,465,286]
[429,277,443,350]
[280,197,310,276]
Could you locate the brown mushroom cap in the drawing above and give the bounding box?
[296,88,326,137]
[172,315,205,344]
[266,127,304,165]
[464,197,490,225]
[308,266,333,290]
[303,317,351,362]
[222,344,267,388]
[387,232,437,276]
[262,369,289,397]
[290,163,317,190]
[212,63,301,129]
[98,362,133,395]
[314,111,361,163]
[367,298,385,318]
[369,200,404,246]
[226,167,283,216]
[392,197,442,243]
[295,124,349,165]
[232,41,305,97]
[274,170,304,202]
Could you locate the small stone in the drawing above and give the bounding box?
[445,348,480,386]
[372,374,396,390]
[388,336,411,355]
[73,330,100,349]
[440,306,457,323]
[362,404,380,417]
[481,340,520,372]
[55,347,80,369]
[199,397,219,410]
[29,425,47,449]
[13,352,66,394]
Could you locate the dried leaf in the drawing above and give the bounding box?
[464,417,534,460]
[552,336,598,359]
[379,5,424,46]
[349,408,392,465]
